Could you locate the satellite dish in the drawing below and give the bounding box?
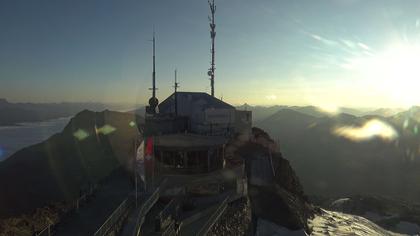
[148,97,159,107]
[208,71,212,76]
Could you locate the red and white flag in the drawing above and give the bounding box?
[144,137,154,181]
[135,140,145,182]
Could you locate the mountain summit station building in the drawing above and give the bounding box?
[142,91,252,178]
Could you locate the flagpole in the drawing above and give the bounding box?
[134,138,138,207]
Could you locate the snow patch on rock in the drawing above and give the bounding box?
[309,209,407,236]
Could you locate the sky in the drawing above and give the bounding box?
[2,0,420,108]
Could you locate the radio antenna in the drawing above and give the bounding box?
[173,69,180,115]
[147,30,159,114]
[208,0,216,97]
[151,31,157,98]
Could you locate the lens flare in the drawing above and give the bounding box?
[332,119,398,142]
[97,125,116,135]
[73,129,89,141]
[318,104,339,115]
[403,119,410,129]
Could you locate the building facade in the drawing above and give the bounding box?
[158,92,251,137]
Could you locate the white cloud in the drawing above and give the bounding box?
[310,34,339,46]
[358,42,371,51]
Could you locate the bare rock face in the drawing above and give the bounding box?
[0,202,71,236]
[208,198,252,236]
[228,127,316,234]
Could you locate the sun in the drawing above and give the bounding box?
[378,45,420,107]
[378,45,420,81]
[353,43,420,107]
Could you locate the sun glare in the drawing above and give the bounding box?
[318,104,340,115]
[352,43,420,107]
[332,119,398,142]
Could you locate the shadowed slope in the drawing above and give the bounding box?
[0,110,142,218]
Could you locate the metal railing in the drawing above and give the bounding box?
[155,197,181,232]
[161,220,176,236]
[35,225,51,236]
[93,196,134,236]
[36,185,98,236]
[196,195,230,236]
[132,179,168,236]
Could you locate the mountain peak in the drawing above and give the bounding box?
[275,108,316,117]
[408,106,420,112]
[0,98,9,105]
[260,108,316,125]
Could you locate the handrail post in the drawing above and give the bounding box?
[135,174,138,208]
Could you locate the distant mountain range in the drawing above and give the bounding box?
[0,98,406,126]
[255,107,420,202]
[237,103,404,121]
[2,104,420,235]
[2,100,420,216]
[0,98,135,126]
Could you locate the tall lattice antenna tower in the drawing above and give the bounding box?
[147,31,159,114]
[151,32,157,98]
[208,0,216,97]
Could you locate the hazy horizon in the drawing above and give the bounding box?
[0,96,411,111]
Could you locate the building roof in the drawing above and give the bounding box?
[154,133,228,150]
[159,92,235,110]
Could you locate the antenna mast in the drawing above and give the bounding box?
[147,31,159,114]
[152,32,156,98]
[174,69,179,93]
[208,0,216,97]
[173,69,180,115]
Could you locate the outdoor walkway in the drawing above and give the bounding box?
[54,170,134,236]
[119,194,151,236]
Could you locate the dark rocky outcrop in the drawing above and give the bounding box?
[0,110,142,220]
[226,127,317,234]
[208,197,252,236]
